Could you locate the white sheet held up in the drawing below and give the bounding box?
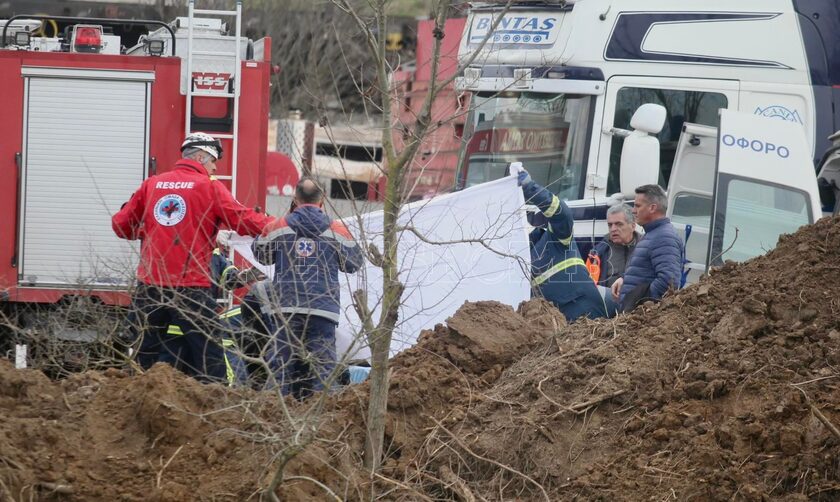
[230,175,531,360]
[338,175,530,359]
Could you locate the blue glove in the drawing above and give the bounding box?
[517,169,532,187]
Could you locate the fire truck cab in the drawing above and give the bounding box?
[0,7,271,306]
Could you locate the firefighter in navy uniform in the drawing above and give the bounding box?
[515,165,608,322]
[112,132,273,382]
[161,230,266,384]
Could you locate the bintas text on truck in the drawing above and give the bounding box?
[455,0,840,277]
[0,2,271,310]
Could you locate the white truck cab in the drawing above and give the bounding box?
[455,0,838,277]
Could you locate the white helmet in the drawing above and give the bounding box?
[181,132,223,160]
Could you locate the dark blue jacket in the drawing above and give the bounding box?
[251,205,363,323]
[619,217,683,306]
[523,180,607,321]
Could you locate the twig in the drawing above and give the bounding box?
[536,375,564,409]
[432,418,551,502]
[439,465,476,502]
[791,375,838,386]
[0,476,15,502]
[710,227,738,265]
[156,445,184,489]
[569,390,627,413]
[372,472,435,502]
[284,476,342,502]
[809,403,840,440]
[539,376,627,416]
[791,385,840,440]
[643,465,683,478]
[809,484,840,497]
[36,482,73,495]
[0,455,24,471]
[62,393,73,412]
[551,390,628,417]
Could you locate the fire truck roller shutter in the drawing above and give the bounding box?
[19,68,153,287]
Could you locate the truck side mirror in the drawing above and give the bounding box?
[619,103,666,196]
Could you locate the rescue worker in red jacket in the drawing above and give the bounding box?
[112,132,273,382]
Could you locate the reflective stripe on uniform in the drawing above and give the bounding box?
[546,222,573,247]
[221,265,237,284]
[319,228,357,247]
[544,196,561,218]
[223,351,235,386]
[221,307,241,319]
[558,233,573,247]
[262,225,296,241]
[275,306,340,323]
[167,324,184,336]
[532,257,586,286]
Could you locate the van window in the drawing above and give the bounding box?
[711,176,811,264]
[671,193,713,227]
[607,88,728,194]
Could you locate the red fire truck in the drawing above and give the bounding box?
[0,2,271,308]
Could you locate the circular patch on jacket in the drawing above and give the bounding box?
[295,238,315,257]
[153,194,187,226]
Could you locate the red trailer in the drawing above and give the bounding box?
[390,18,466,201]
[0,7,271,308]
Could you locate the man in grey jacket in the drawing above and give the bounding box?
[611,185,683,312]
[589,204,640,288]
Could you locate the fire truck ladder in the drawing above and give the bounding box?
[184,0,243,198]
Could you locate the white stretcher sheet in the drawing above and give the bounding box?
[230,174,531,359]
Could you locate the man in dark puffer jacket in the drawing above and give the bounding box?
[611,184,683,312]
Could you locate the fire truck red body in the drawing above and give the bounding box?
[0,16,271,306]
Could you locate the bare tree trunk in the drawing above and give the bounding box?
[363,124,405,470]
[333,0,508,473]
[361,0,455,472]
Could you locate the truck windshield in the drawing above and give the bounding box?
[457,91,593,200]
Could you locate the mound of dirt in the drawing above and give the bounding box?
[370,217,840,501]
[2,217,840,501]
[357,300,562,465]
[0,299,561,501]
[0,361,295,501]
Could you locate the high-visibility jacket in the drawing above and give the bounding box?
[523,180,608,321]
[112,159,272,288]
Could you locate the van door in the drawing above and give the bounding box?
[597,76,739,196]
[707,109,821,267]
[666,122,718,285]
